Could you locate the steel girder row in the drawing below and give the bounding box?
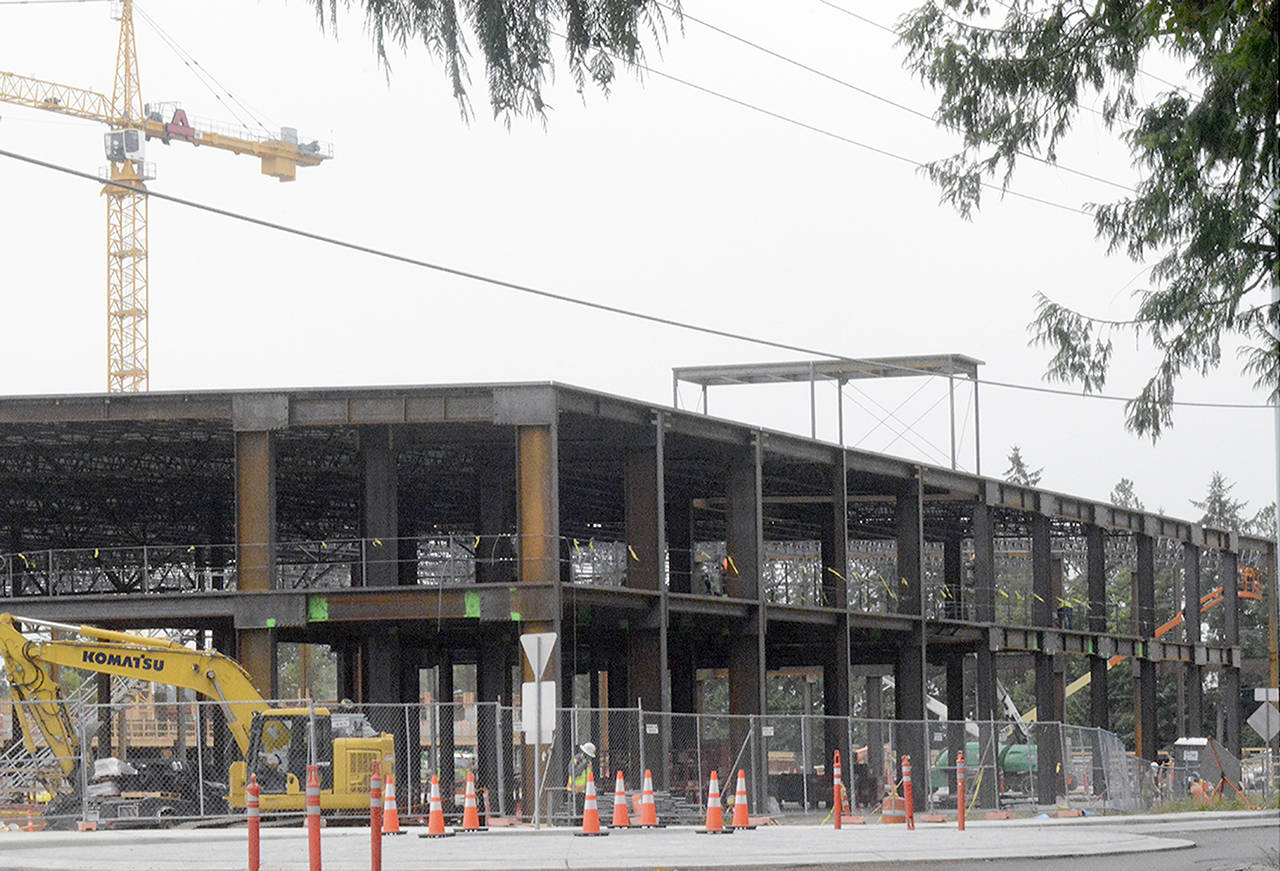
[0,383,1272,812]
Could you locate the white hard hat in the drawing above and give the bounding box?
[581,742,597,758]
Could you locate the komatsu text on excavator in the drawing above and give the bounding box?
[0,613,392,824]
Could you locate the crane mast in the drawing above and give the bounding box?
[0,0,330,392]
[105,0,148,393]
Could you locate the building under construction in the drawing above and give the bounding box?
[0,380,1273,808]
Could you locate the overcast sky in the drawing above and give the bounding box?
[0,0,1274,521]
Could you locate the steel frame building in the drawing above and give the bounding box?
[0,382,1272,808]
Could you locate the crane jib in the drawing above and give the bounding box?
[80,650,166,672]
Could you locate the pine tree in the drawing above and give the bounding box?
[1003,445,1043,487]
[1110,478,1143,511]
[1190,471,1248,532]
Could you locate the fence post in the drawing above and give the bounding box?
[695,712,704,813]
[494,703,507,817]
[637,700,646,787]
[800,713,810,812]
[80,711,92,826]
[142,546,149,594]
[195,702,206,817]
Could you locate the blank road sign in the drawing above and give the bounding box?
[1246,703,1280,742]
[521,680,557,744]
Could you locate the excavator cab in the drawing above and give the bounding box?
[230,707,393,812]
[246,709,335,793]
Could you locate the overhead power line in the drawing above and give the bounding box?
[814,0,1138,131]
[0,146,1271,413]
[669,4,1134,193]
[577,38,1093,217]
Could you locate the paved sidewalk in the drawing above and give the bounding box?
[0,818,1203,871]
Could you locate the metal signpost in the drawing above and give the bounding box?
[520,632,557,830]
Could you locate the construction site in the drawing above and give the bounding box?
[0,376,1275,831]
[1,2,1278,869]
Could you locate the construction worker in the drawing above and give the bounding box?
[568,742,596,816]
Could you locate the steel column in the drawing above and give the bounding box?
[894,472,926,811]
[975,643,998,807]
[972,500,996,623]
[943,534,962,619]
[235,429,276,696]
[726,437,766,810]
[624,416,670,785]
[358,425,398,587]
[1085,524,1109,732]
[1183,542,1203,736]
[822,456,851,773]
[945,656,964,799]
[1134,532,1158,762]
[1222,548,1241,756]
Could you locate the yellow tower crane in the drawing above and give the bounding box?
[0,0,330,391]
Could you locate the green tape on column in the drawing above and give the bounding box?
[510,611,522,621]
[308,596,329,622]
[465,590,481,618]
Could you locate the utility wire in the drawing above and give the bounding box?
[585,39,1094,216]
[671,4,1134,193]
[1,146,1271,412]
[815,0,1137,131]
[0,0,110,4]
[134,3,276,137]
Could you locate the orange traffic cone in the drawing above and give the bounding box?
[382,769,404,835]
[574,769,609,837]
[457,770,487,833]
[731,769,755,830]
[417,774,455,839]
[638,768,664,828]
[610,771,633,828]
[696,770,732,834]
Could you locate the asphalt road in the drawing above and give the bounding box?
[854,821,1279,871]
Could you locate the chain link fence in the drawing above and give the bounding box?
[8,690,1250,831]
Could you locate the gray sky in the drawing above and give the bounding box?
[0,0,1273,520]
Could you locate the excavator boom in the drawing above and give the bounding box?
[0,613,267,769]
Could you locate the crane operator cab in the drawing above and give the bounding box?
[229,708,393,812]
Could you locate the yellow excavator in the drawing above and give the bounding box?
[0,613,392,822]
